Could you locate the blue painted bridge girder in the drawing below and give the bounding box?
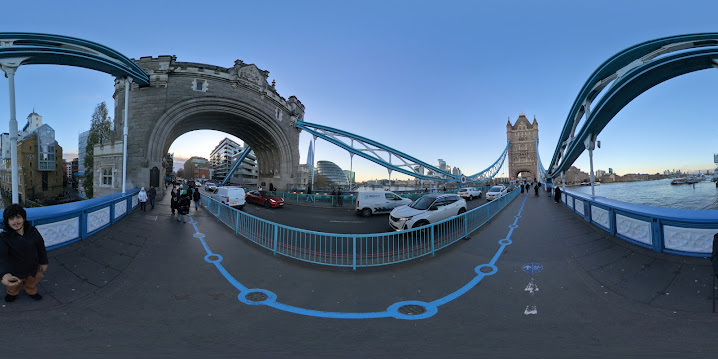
[297,120,509,184]
[220,146,252,186]
[0,32,150,86]
[547,33,718,178]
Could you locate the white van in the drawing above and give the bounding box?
[211,186,246,209]
[356,191,412,217]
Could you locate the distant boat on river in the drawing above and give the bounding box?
[671,177,701,185]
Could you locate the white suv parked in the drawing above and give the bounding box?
[457,187,482,201]
[485,185,508,201]
[389,194,467,231]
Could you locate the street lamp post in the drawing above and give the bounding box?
[1,58,28,204]
[122,78,132,194]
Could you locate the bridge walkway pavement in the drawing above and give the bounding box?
[1,191,717,358]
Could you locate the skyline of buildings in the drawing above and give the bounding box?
[0,112,64,202]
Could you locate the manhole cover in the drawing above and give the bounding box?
[480,266,493,273]
[246,292,268,302]
[398,305,426,315]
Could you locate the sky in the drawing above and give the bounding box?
[1,0,717,182]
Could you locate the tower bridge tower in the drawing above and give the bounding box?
[506,114,539,181]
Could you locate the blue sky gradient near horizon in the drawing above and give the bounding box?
[0,1,717,182]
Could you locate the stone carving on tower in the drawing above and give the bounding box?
[506,114,539,180]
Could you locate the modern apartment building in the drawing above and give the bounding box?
[210,138,257,185]
[0,112,64,202]
[184,156,211,182]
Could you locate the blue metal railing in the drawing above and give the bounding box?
[559,189,718,257]
[1,189,141,250]
[201,188,520,269]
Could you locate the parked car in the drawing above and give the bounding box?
[356,191,412,217]
[485,185,508,201]
[211,186,246,209]
[457,187,483,200]
[246,190,284,208]
[389,194,466,231]
[205,182,217,191]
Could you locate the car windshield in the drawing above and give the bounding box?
[459,188,468,192]
[489,186,504,192]
[409,196,437,210]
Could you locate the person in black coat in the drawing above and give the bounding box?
[177,190,191,223]
[554,186,562,203]
[192,187,201,210]
[0,204,48,303]
[148,185,157,210]
[171,186,179,215]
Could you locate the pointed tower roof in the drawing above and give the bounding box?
[306,141,314,166]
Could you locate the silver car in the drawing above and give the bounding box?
[485,185,508,201]
[457,187,483,200]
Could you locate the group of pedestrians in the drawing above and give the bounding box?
[331,188,344,207]
[137,182,202,223]
[168,184,201,223]
[137,186,157,211]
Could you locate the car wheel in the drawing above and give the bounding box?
[264,201,271,209]
[458,207,466,215]
[361,208,372,217]
[412,220,430,228]
[469,195,473,201]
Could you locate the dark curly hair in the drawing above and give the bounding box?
[3,203,27,232]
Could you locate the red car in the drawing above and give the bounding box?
[245,190,285,208]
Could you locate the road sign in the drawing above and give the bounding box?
[460,175,466,184]
[522,263,543,274]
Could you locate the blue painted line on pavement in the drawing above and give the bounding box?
[188,194,529,320]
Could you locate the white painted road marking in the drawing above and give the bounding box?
[330,220,366,224]
[524,305,537,315]
[525,279,539,295]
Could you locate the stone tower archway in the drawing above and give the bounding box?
[506,114,539,181]
[94,56,305,198]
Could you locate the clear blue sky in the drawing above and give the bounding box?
[1,0,717,181]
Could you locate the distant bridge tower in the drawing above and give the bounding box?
[506,114,539,180]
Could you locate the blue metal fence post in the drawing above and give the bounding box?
[352,236,357,271]
[652,218,663,253]
[464,213,468,238]
[235,212,239,235]
[273,225,278,256]
[431,226,435,256]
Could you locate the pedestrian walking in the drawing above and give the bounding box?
[305,184,314,203]
[138,187,148,211]
[193,186,201,210]
[1,204,48,303]
[554,186,562,203]
[177,190,191,223]
[337,188,343,207]
[171,186,179,215]
[148,185,157,210]
[331,189,337,206]
[534,184,539,196]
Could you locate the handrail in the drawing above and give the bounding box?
[1,189,141,249]
[201,189,520,269]
[559,189,718,256]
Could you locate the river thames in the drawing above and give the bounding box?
[566,178,718,210]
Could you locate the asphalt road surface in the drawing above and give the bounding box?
[199,188,490,234]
